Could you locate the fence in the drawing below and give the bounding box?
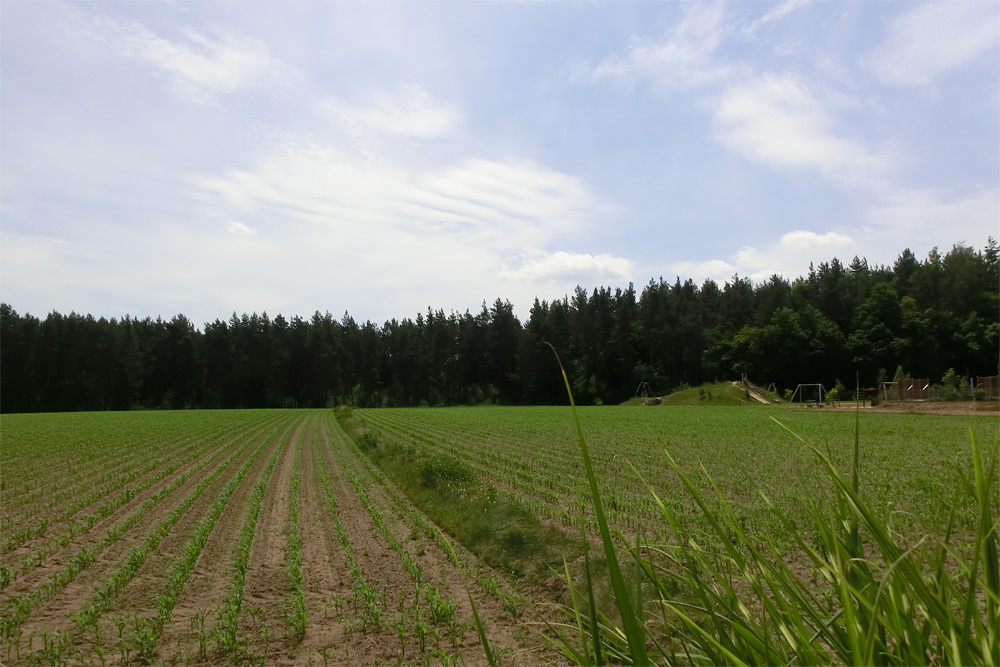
[882,376,999,402]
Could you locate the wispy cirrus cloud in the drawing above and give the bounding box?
[225,220,256,236]
[742,0,812,37]
[187,141,624,316]
[324,84,462,139]
[865,2,1000,88]
[196,144,598,245]
[587,2,734,90]
[82,14,282,104]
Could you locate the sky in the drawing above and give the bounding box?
[2,1,998,328]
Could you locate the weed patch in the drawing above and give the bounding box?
[335,406,576,582]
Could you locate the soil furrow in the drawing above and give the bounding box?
[235,415,305,661]
[293,420,356,661]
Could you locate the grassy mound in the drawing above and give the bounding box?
[623,381,757,406]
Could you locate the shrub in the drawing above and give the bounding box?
[418,455,474,488]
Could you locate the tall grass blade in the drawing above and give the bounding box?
[545,343,648,665]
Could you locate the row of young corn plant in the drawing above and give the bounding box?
[127,418,300,665]
[3,441,219,585]
[1,412,277,525]
[330,411,521,619]
[1,417,211,523]
[543,353,999,666]
[67,429,274,635]
[2,415,279,557]
[313,439,384,632]
[282,431,307,644]
[333,440,464,648]
[4,459,159,556]
[212,424,291,660]
[0,426,262,656]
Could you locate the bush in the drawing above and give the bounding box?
[357,432,378,452]
[418,455,475,488]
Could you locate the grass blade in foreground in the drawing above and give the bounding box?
[546,377,998,665]
[545,343,649,666]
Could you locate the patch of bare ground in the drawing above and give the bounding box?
[11,424,269,655]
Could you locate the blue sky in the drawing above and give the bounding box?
[2,1,997,327]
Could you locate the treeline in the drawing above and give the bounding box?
[2,242,997,413]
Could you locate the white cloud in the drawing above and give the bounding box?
[866,2,1000,87]
[86,15,281,103]
[325,84,461,139]
[180,142,623,319]
[671,230,855,285]
[743,0,811,37]
[711,74,887,185]
[225,220,256,235]
[196,145,598,248]
[501,250,633,283]
[864,188,1000,250]
[669,258,738,282]
[588,2,734,89]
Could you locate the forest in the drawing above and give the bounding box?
[1,241,997,413]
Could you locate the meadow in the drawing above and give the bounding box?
[1,404,996,665]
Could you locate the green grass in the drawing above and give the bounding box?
[525,355,1000,666]
[547,409,999,665]
[661,382,756,406]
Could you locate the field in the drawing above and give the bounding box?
[356,405,996,545]
[1,406,997,665]
[0,410,534,666]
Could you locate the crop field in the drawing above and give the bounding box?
[0,410,533,666]
[356,405,998,546]
[1,405,997,666]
